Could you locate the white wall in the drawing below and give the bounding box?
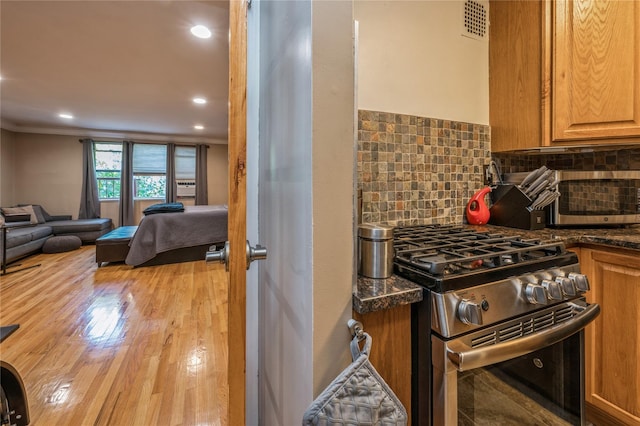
[311,0,356,397]
[257,0,354,423]
[355,0,489,125]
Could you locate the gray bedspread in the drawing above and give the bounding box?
[125,205,228,266]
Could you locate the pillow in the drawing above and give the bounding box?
[1,206,38,224]
[33,206,47,223]
[0,215,4,227]
[143,202,185,215]
[1,213,31,223]
[22,204,47,224]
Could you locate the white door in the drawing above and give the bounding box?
[229,1,355,423]
[245,0,260,424]
[249,1,356,424]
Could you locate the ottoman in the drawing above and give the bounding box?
[42,235,82,254]
[95,226,138,266]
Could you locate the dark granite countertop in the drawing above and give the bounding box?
[354,274,424,314]
[471,224,640,251]
[353,224,640,314]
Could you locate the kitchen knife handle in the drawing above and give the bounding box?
[520,166,547,188]
[525,169,553,196]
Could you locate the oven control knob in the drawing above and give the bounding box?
[457,300,483,325]
[568,273,590,293]
[555,276,576,297]
[525,283,548,305]
[541,279,563,300]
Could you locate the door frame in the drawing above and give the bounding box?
[228,1,248,424]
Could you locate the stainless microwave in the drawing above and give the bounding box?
[504,170,640,226]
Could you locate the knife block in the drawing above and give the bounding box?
[488,184,545,230]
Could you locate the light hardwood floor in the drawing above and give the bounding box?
[0,246,228,426]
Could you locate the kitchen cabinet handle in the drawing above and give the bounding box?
[446,302,600,371]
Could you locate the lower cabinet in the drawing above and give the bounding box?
[581,246,640,426]
[353,304,412,425]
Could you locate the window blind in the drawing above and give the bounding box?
[175,146,196,180]
[133,144,166,174]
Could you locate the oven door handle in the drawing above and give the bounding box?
[446,302,600,371]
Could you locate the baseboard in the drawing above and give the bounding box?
[586,402,629,426]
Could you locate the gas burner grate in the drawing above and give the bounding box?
[392,224,576,291]
[393,225,566,276]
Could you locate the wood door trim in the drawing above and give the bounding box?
[228,1,248,424]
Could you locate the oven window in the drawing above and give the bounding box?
[457,333,582,425]
[557,179,640,216]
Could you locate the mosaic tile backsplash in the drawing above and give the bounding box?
[493,146,640,173]
[357,110,491,226]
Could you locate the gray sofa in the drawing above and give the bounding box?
[1,204,113,264]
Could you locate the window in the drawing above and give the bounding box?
[175,146,196,180]
[94,142,191,200]
[133,144,167,199]
[94,143,122,200]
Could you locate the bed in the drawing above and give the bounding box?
[125,204,228,267]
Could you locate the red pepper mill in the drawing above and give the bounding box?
[466,187,492,225]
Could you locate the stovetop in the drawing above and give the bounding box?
[393,225,578,292]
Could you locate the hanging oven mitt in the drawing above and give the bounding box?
[302,332,408,426]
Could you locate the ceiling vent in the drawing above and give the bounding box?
[462,0,488,41]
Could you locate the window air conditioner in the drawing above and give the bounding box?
[176,180,196,197]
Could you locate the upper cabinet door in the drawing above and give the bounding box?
[552,0,640,142]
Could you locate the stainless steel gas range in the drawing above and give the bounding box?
[393,225,600,426]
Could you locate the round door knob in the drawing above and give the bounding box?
[525,283,549,305]
[205,241,230,271]
[246,241,268,270]
[457,299,483,325]
[206,241,267,272]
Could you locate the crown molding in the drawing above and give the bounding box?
[0,119,228,145]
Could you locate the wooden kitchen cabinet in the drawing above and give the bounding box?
[353,304,412,424]
[490,0,640,151]
[581,246,640,426]
[489,0,545,152]
[552,0,640,143]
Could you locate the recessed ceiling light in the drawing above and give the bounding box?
[194,125,204,130]
[190,25,212,39]
[59,113,74,119]
[193,97,207,105]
